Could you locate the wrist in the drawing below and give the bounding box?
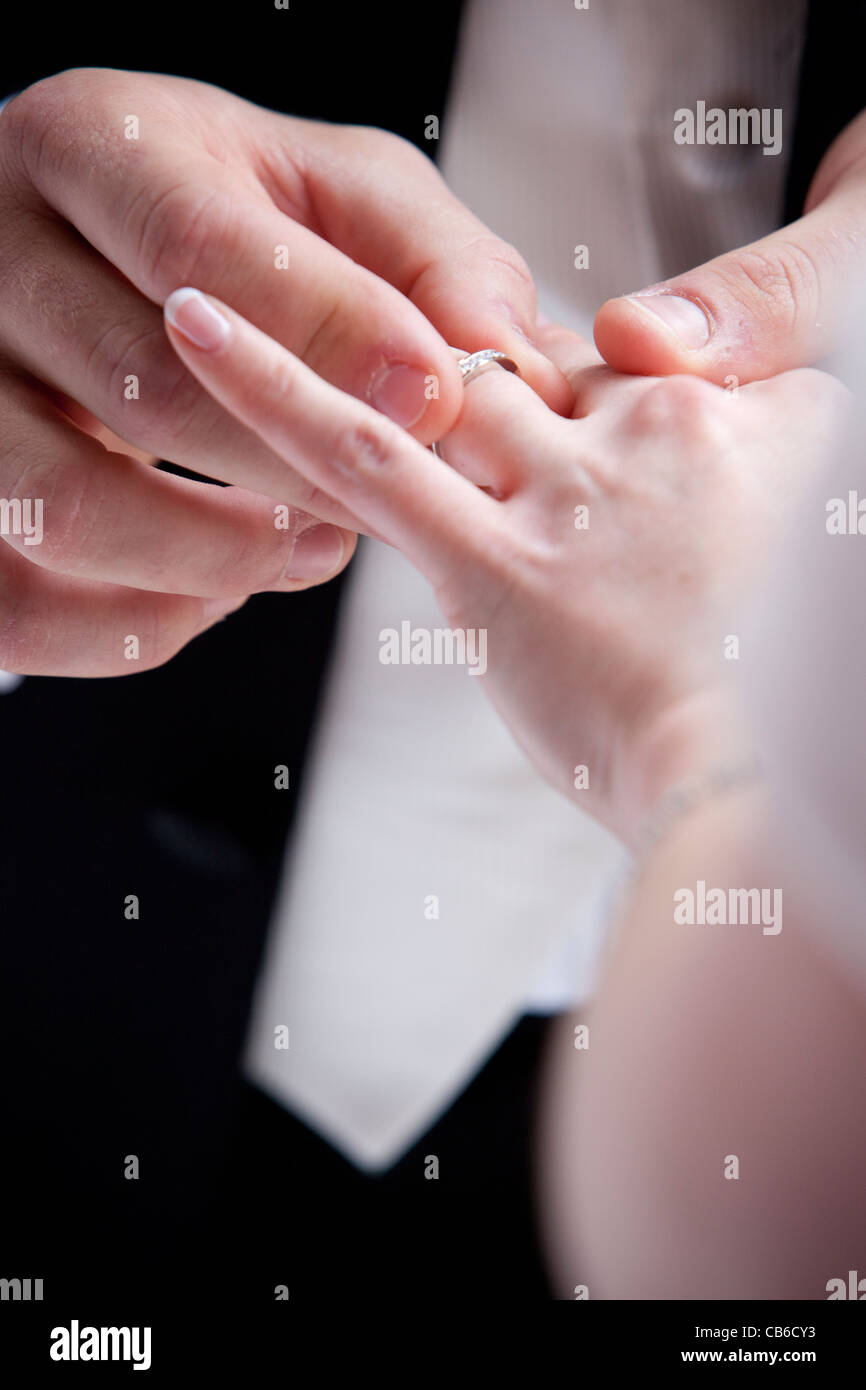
[619,686,751,849]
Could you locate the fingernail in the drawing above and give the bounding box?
[165,288,231,350]
[286,524,344,580]
[368,363,429,428]
[628,292,710,349]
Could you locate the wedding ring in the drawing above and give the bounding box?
[430,350,519,460]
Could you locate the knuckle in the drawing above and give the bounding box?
[202,517,284,594]
[258,351,301,413]
[0,82,54,184]
[129,180,234,296]
[354,125,427,168]
[300,299,347,373]
[95,322,206,450]
[0,73,66,151]
[0,452,90,572]
[723,243,819,330]
[629,374,721,433]
[466,233,535,295]
[329,420,398,485]
[2,69,107,183]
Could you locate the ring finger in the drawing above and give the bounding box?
[430,352,569,494]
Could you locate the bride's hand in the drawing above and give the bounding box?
[163,288,848,842]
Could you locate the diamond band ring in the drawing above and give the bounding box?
[430,350,520,460]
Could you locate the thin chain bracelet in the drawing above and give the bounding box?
[598,756,766,958]
[627,754,765,880]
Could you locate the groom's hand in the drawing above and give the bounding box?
[0,68,569,675]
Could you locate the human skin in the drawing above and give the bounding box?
[161,286,849,843]
[595,109,866,384]
[0,69,568,675]
[538,781,866,1300]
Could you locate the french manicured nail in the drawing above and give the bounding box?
[286,524,344,580]
[368,363,429,428]
[165,288,231,350]
[628,292,711,349]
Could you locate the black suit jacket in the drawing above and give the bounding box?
[0,0,862,1309]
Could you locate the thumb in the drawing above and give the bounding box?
[594,110,866,384]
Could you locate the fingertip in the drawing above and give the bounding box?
[283,522,357,586]
[165,286,232,352]
[328,525,359,576]
[510,340,575,415]
[594,295,708,376]
[469,320,574,414]
[369,349,465,446]
[420,349,467,443]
